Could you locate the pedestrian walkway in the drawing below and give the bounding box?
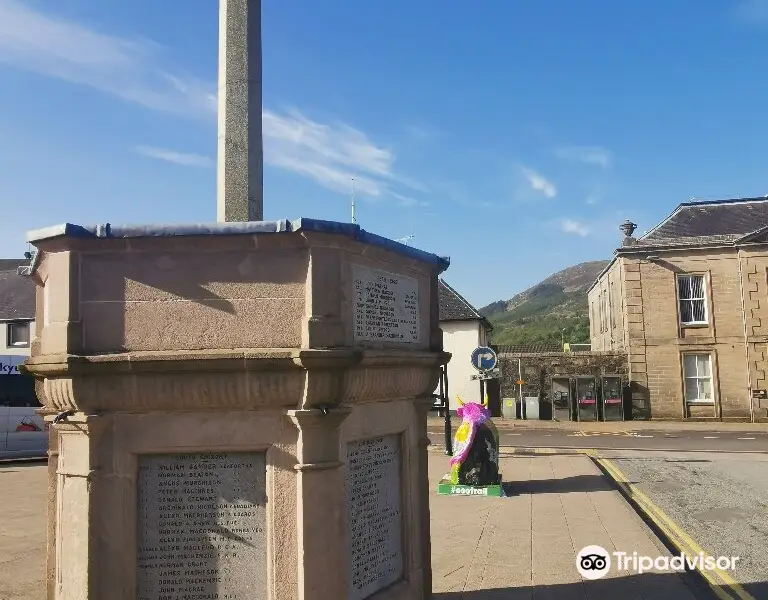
[429,450,714,599]
[0,455,723,600]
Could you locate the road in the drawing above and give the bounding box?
[428,426,768,453]
[600,450,768,597]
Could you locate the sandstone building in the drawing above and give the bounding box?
[589,197,768,421]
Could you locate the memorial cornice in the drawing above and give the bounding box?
[23,348,450,415]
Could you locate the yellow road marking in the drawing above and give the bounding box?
[503,447,598,457]
[595,457,755,600]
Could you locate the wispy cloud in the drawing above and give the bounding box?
[135,146,213,168]
[402,123,446,146]
[0,1,429,206]
[263,108,427,201]
[388,192,430,208]
[521,167,557,199]
[558,219,592,237]
[0,1,216,119]
[554,145,612,168]
[735,0,768,23]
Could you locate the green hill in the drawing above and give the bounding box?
[480,260,609,347]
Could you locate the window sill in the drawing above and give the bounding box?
[680,322,709,329]
[686,401,715,405]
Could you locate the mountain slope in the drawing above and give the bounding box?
[480,260,609,347]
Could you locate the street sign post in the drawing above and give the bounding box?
[470,368,502,381]
[471,346,497,371]
[470,347,499,417]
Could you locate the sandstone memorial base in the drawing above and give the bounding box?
[23,218,449,600]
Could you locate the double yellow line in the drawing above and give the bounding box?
[595,457,755,600]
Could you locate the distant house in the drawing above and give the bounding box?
[588,197,768,422]
[0,259,36,361]
[436,279,493,411]
[0,259,37,409]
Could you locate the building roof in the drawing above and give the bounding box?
[438,279,492,330]
[590,197,768,292]
[0,259,36,321]
[637,197,768,247]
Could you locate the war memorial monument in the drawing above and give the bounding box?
[20,1,450,599]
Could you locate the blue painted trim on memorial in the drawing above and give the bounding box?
[26,218,450,273]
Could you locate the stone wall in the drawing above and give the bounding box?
[622,251,752,421]
[587,247,768,422]
[495,350,639,418]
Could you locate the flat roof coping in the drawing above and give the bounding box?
[25,218,450,271]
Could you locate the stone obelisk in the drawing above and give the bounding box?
[217,0,263,222]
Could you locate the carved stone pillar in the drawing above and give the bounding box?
[413,395,437,598]
[288,408,352,599]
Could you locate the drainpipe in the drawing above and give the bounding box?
[518,358,523,419]
[737,248,755,423]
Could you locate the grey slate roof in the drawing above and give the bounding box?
[494,343,562,354]
[590,197,768,292]
[0,259,36,320]
[636,197,768,247]
[438,279,492,330]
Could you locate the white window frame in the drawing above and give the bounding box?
[6,321,31,348]
[609,280,615,330]
[682,353,714,404]
[601,290,607,333]
[677,274,708,326]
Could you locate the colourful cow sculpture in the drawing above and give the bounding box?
[449,394,501,486]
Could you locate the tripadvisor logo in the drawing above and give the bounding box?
[576,545,740,580]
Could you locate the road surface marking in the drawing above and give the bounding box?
[738,437,756,440]
[508,433,522,436]
[703,436,719,439]
[595,457,756,600]
[579,431,637,437]
[635,435,654,438]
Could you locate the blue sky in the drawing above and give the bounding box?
[2,1,768,307]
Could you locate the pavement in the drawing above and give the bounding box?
[0,451,755,600]
[0,460,47,600]
[430,449,716,599]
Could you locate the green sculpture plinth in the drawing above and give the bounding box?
[437,476,504,497]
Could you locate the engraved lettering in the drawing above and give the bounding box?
[346,435,404,600]
[136,452,267,599]
[352,265,419,344]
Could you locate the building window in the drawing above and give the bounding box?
[600,291,606,333]
[683,353,713,403]
[7,322,30,348]
[600,290,605,333]
[677,274,707,325]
